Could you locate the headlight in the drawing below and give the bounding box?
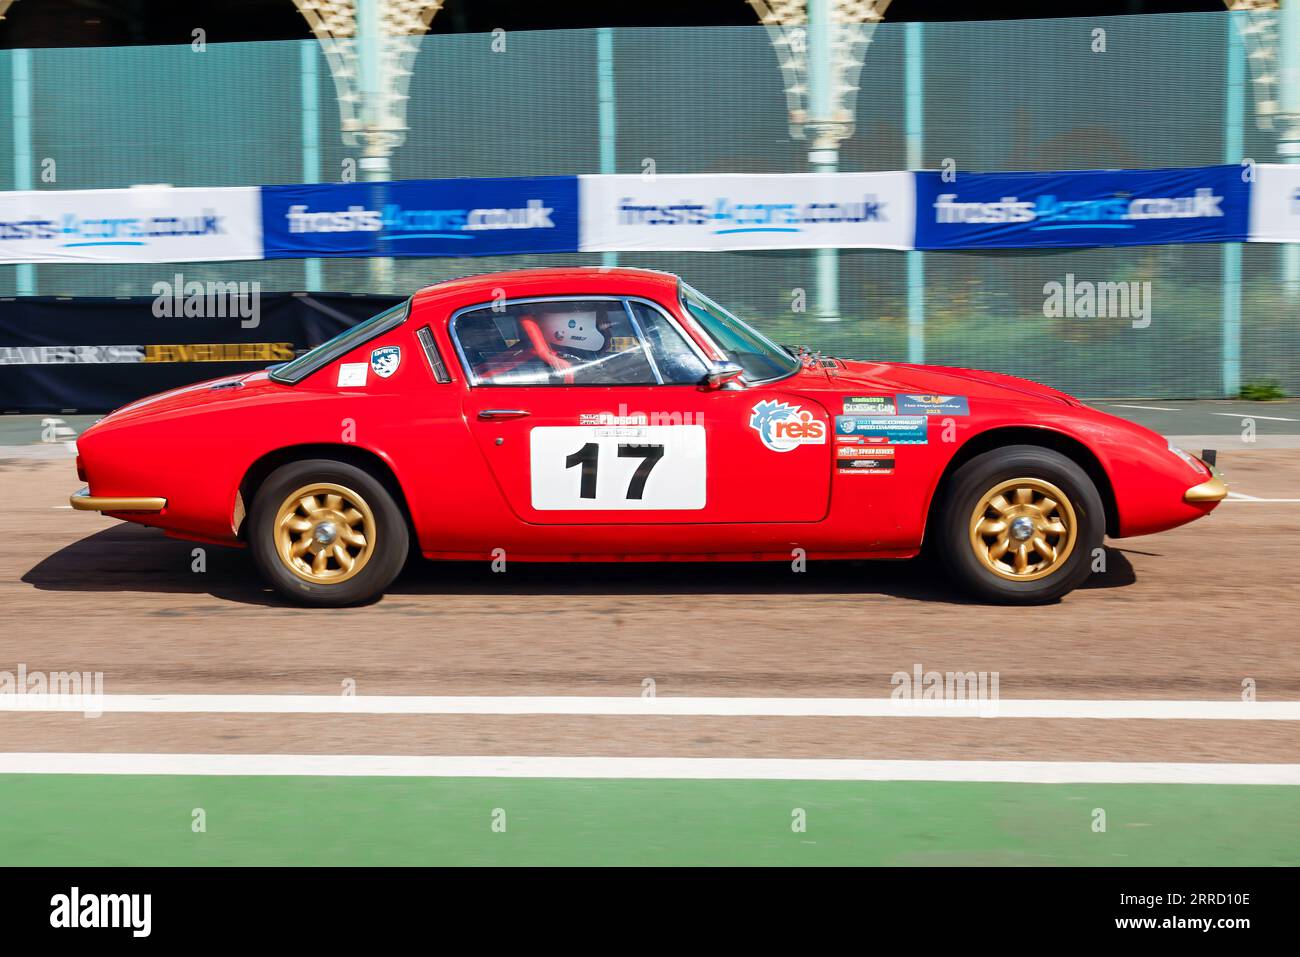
[1168,443,1210,476]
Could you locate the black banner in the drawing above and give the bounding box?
[0,292,404,414]
[0,866,1286,942]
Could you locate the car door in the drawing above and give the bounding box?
[452,295,832,525]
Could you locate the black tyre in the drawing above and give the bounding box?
[936,445,1104,604]
[248,459,409,607]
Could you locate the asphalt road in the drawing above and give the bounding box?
[1,447,1297,765]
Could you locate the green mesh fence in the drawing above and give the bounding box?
[1,13,1297,398]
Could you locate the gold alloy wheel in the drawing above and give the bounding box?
[968,477,1078,582]
[273,482,376,585]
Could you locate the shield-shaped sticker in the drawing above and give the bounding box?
[370,346,401,379]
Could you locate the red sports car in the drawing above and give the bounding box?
[70,266,1226,606]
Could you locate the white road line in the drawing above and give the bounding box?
[1209,412,1299,422]
[1110,404,1181,412]
[0,753,1295,784]
[2,695,1297,720]
[1165,434,1300,449]
[1224,494,1300,503]
[0,445,76,460]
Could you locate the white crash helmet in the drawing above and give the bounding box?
[536,309,605,353]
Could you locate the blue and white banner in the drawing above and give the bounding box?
[914,165,1251,250]
[1249,164,1300,244]
[579,173,914,252]
[0,187,262,265]
[260,176,580,259]
[1,166,1289,268]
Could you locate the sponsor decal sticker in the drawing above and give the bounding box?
[579,412,649,426]
[837,445,893,458]
[837,445,895,475]
[337,362,368,387]
[842,395,896,415]
[749,399,827,452]
[895,393,969,416]
[370,345,401,379]
[836,415,927,445]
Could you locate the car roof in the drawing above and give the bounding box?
[411,266,682,311]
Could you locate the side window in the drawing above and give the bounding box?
[454,299,657,386]
[625,301,709,385]
[416,326,450,382]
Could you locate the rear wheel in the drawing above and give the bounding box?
[937,445,1104,604]
[249,459,408,606]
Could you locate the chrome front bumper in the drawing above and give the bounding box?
[1184,462,1228,504]
[70,486,167,513]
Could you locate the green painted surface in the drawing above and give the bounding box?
[0,776,1296,866]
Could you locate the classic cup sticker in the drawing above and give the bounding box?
[749,399,827,452]
[895,393,969,416]
[843,395,896,415]
[370,345,401,379]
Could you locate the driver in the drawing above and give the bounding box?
[477,306,610,383]
[535,306,608,361]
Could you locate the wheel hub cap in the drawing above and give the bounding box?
[968,477,1078,582]
[273,482,376,585]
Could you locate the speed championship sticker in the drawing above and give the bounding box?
[837,445,895,475]
[836,415,927,445]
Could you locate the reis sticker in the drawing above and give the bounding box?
[749,400,827,452]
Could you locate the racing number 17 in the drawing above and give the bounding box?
[565,442,665,500]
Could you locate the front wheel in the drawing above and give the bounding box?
[936,445,1104,604]
[249,459,409,607]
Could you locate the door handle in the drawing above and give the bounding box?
[477,409,531,420]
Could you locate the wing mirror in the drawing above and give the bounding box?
[703,362,746,390]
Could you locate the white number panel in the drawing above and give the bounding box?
[529,425,706,511]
